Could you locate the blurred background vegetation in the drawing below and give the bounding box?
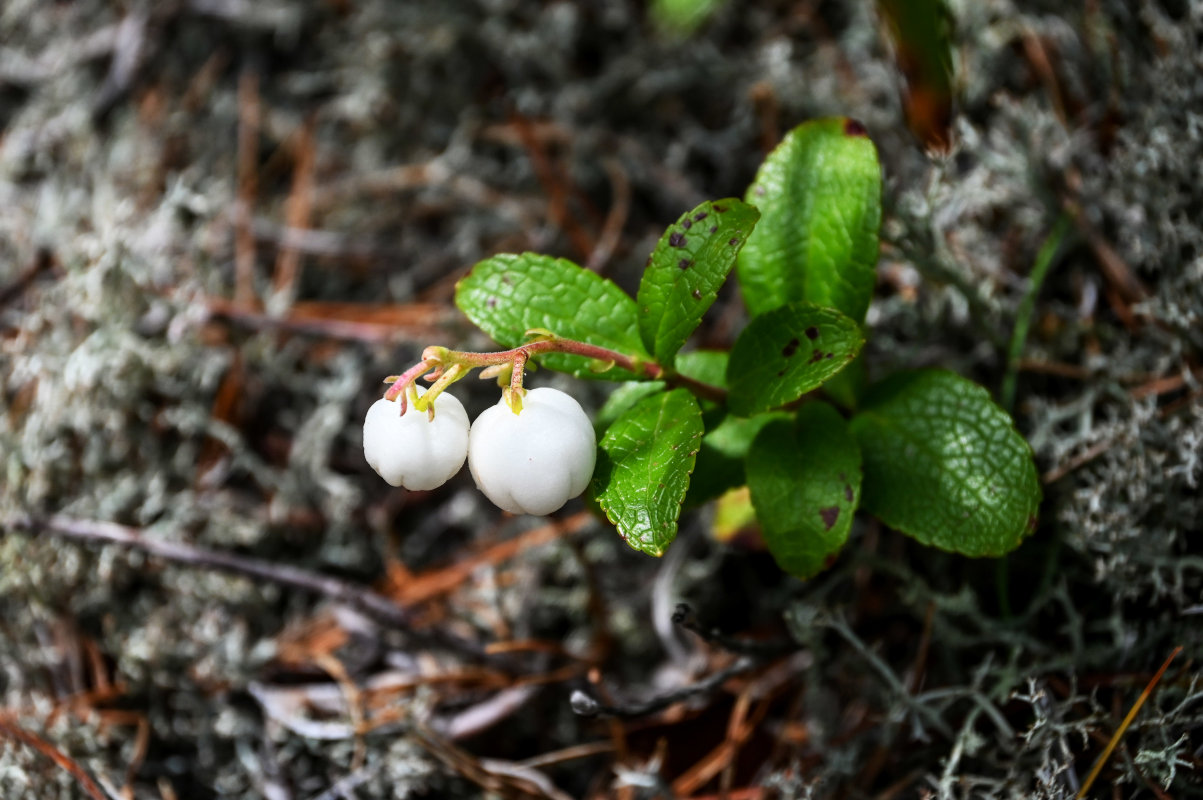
[1,1,1200,797]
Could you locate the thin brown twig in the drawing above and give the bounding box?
[1020,29,1070,127]
[272,116,316,308]
[511,112,596,261]
[516,741,615,770]
[122,717,150,798]
[585,157,630,273]
[1129,369,1201,400]
[671,689,773,796]
[0,716,108,800]
[10,513,415,630]
[203,296,452,342]
[1063,197,1146,309]
[381,512,590,607]
[1016,358,1093,380]
[1157,388,1203,420]
[235,67,261,309]
[1042,439,1114,484]
[1076,646,1184,797]
[908,602,936,694]
[312,652,367,772]
[157,777,179,800]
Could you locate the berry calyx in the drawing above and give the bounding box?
[363,387,469,490]
[468,387,596,515]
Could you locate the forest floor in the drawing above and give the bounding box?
[1,1,1201,798]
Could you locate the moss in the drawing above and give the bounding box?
[0,0,1199,796]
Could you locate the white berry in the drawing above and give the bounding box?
[468,387,596,515]
[363,387,469,490]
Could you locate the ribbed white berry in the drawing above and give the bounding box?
[468,387,596,515]
[363,387,469,490]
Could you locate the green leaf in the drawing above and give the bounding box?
[747,403,862,579]
[849,370,1042,557]
[455,253,651,380]
[686,410,788,506]
[726,303,864,416]
[651,0,726,35]
[820,353,868,411]
[595,381,665,432]
[592,388,703,556]
[637,199,759,364]
[738,118,882,322]
[675,349,729,392]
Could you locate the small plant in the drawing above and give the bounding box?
[365,117,1041,578]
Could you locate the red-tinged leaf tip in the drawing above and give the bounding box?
[844,118,868,137]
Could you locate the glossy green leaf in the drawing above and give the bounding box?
[738,118,882,322]
[820,353,868,411]
[637,199,759,364]
[595,381,665,432]
[747,403,862,579]
[685,410,788,506]
[849,370,1042,557]
[592,389,703,556]
[726,303,864,416]
[455,253,650,380]
[675,349,729,398]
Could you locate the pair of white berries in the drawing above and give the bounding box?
[363,386,596,516]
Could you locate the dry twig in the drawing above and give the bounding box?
[0,716,108,800]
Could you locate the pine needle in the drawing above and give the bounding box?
[1076,645,1184,797]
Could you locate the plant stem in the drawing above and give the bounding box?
[384,359,434,404]
[438,338,728,404]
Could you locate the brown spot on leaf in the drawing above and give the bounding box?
[487,298,497,308]
[692,289,702,299]
[678,258,692,270]
[709,225,717,234]
[669,232,687,248]
[728,237,740,246]
[781,337,800,358]
[820,506,840,530]
[1026,514,1038,532]
[844,484,853,502]
[693,211,708,222]
[809,350,824,364]
[804,326,819,340]
[777,369,786,377]
[713,203,727,213]
[844,118,868,137]
[825,352,834,359]
[682,218,692,230]
[501,274,513,285]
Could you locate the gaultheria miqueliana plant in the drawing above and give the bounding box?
[364,118,1041,577]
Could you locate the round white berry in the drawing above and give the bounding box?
[363,387,469,490]
[468,387,596,515]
